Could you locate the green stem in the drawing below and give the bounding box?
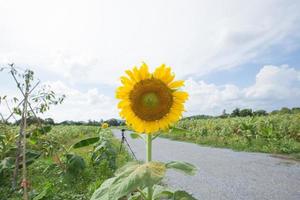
[146,134,153,200]
[146,134,152,162]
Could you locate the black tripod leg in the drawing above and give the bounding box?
[123,137,137,160]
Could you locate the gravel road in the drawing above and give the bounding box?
[112,129,300,200]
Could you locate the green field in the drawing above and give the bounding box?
[161,114,300,158]
[0,125,131,200]
[1,114,300,199]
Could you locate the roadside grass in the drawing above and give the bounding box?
[160,127,300,160]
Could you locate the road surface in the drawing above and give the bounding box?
[113,129,300,200]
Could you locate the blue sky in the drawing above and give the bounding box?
[1,0,300,122]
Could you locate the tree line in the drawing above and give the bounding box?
[185,107,300,120]
[1,116,126,127]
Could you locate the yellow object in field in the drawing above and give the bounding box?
[101,123,109,129]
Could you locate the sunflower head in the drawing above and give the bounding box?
[101,123,109,129]
[116,63,188,134]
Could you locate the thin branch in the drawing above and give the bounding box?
[28,81,40,94]
[10,66,26,97]
[27,101,42,127]
[5,99,24,122]
[0,113,5,122]
[5,99,17,121]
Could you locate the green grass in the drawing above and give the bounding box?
[0,125,131,200]
[161,126,300,159]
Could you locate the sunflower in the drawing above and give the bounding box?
[101,123,109,129]
[116,63,188,134]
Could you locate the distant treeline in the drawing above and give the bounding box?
[184,107,300,120]
[2,107,300,125]
[4,117,125,127]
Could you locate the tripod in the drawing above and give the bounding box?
[119,129,137,160]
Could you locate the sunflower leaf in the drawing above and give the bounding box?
[173,190,197,200]
[153,185,174,200]
[72,137,99,148]
[165,161,197,176]
[90,177,116,200]
[90,161,166,200]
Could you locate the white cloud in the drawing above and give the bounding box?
[0,0,299,85]
[1,1,300,121]
[185,65,300,116]
[1,65,299,121]
[41,81,118,122]
[245,65,300,100]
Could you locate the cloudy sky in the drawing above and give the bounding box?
[1,0,300,122]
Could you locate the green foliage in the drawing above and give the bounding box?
[90,131,117,170]
[91,160,197,200]
[0,125,131,200]
[165,161,197,176]
[162,114,300,156]
[65,153,86,175]
[73,137,99,149]
[0,124,16,159]
[0,157,15,173]
[91,161,166,200]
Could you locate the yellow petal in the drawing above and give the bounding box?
[132,67,141,82]
[118,101,130,109]
[169,80,184,89]
[153,64,166,79]
[173,91,189,101]
[125,69,138,83]
[120,76,134,87]
[139,62,150,80]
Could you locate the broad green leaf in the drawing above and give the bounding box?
[65,154,85,175]
[153,185,174,200]
[26,150,41,166]
[90,177,116,200]
[108,162,166,199]
[0,157,15,173]
[33,188,48,200]
[166,161,197,176]
[114,161,141,176]
[73,137,99,148]
[91,161,166,200]
[173,190,197,200]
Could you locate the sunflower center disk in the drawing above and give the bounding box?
[130,79,173,121]
[142,92,159,108]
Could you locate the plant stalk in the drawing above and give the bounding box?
[146,134,153,200]
[22,80,29,200]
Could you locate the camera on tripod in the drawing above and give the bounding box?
[119,128,137,160]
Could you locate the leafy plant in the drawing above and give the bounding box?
[91,160,197,200]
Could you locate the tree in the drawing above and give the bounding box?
[231,108,240,117]
[44,118,55,125]
[0,64,65,199]
[270,110,279,115]
[104,118,124,126]
[291,107,300,114]
[279,107,291,114]
[239,108,253,117]
[253,110,267,116]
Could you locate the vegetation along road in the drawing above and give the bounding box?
[113,129,300,200]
